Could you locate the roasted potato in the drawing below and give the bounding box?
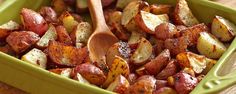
[121,1,149,31]
[150,4,173,15]
[106,42,131,68]
[59,11,79,33]
[197,32,226,59]
[156,60,178,80]
[155,23,179,40]
[145,49,171,75]
[49,68,72,78]
[116,0,139,9]
[182,23,209,46]
[36,24,57,48]
[101,0,115,7]
[21,8,48,36]
[107,75,130,94]
[128,31,145,44]
[0,44,16,56]
[6,31,40,54]
[197,74,205,82]
[156,80,168,90]
[70,22,92,46]
[135,11,169,34]
[103,56,130,88]
[154,87,177,94]
[74,63,106,86]
[176,52,209,74]
[211,15,236,42]
[173,72,198,94]
[202,58,217,74]
[131,37,153,65]
[127,73,138,85]
[0,21,20,40]
[56,25,73,45]
[135,66,148,76]
[164,36,189,56]
[21,48,47,69]
[39,7,58,23]
[73,72,90,84]
[174,0,199,26]
[181,67,195,76]
[126,75,156,94]
[48,41,88,67]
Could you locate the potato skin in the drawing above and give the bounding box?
[0,21,20,40]
[145,49,171,75]
[6,31,40,54]
[156,60,178,80]
[155,23,179,40]
[154,87,177,94]
[107,75,130,94]
[164,36,189,56]
[56,25,73,45]
[48,41,88,67]
[74,63,106,86]
[173,72,198,94]
[39,7,58,23]
[125,75,156,94]
[21,8,48,36]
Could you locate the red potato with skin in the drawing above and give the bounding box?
[21,8,48,36]
[150,4,173,15]
[145,49,171,75]
[0,21,20,40]
[39,7,58,23]
[56,25,73,45]
[107,75,130,94]
[127,73,138,85]
[126,75,157,94]
[164,36,189,56]
[48,41,88,67]
[156,60,178,80]
[6,31,40,54]
[154,87,177,94]
[74,63,106,86]
[155,23,179,40]
[49,68,72,78]
[173,72,198,94]
[156,80,168,90]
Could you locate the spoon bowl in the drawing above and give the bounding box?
[87,0,118,69]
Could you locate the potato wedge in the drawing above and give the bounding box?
[156,80,168,90]
[59,11,79,33]
[126,75,156,94]
[121,1,149,28]
[176,52,210,74]
[0,44,16,56]
[135,11,169,34]
[174,0,199,26]
[103,56,130,88]
[202,58,217,74]
[156,60,178,80]
[73,72,90,84]
[211,15,236,42]
[36,24,57,48]
[127,73,138,85]
[154,87,177,94]
[145,49,170,75]
[107,75,130,94]
[49,68,72,78]
[181,67,195,76]
[155,23,179,40]
[173,72,198,94]
[197,32,226,59]
[135,66,148,76]
[0,21,20,40]
[21,48,47,69]
[48,41,88,67]
[164,36,189,56]
[128,31,144,44]
[131,37,153,65]
[21,8,48,36]
[106,42,131,68]
[56,25,73,45]
[6,31,40,54]
[74,63,106,85]
[39,7,58,23]
[150,4,173,15]
[70,22,92,45]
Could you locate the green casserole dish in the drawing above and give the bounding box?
[0,0,236,94]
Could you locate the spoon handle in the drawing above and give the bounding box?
[88,0,109,32]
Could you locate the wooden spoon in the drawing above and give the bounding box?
[87,0,118,69]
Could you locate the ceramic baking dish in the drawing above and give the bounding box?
[0,0,236,94]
